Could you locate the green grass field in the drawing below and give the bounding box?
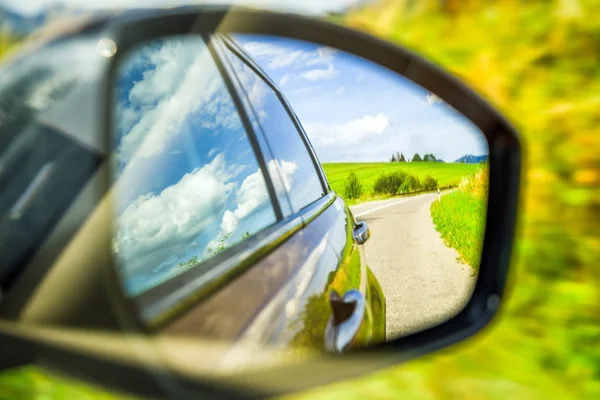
[430,169,488,270]
[322,162,480,203]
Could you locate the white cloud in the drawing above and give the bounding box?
[241,42,303,69]
[223,169,268,233]
[225,55,274,126]
[301,64,336,81]
[207,159,297,254]
[269,50,305,69]
[217,159,297,236]
[240,40,336,71]
[291,87,315,94]
[240,41,283,58]
[114,153,235,274]
[305,47,338,66]
[268,159,298,193]
[127,41,196,107]
[305,113,390,147]
[279,73,292,86]
[117,106,139,138]
[230,55,269,109]
[116,38,241,165]
[229,163,251,177]
[257,109,268,122]
[208,147,219,158]
[220,210,240,235]
[426,93,444,106]
[336,85,346,94]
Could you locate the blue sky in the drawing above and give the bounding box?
[234,34,488,163]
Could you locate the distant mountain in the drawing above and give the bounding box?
[455,154,488,164]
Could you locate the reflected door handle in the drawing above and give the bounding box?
[324,289,366,353]
[352,221,370,244]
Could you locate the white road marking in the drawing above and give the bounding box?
[353,195,429,218]
[352,190,456,218]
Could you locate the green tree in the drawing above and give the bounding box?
[399,174,422,193]
[412,153,422,162]
[399,153,406,162]
[176,255,200,272]
[373,171,408,195]
[390,153,396,162]
[422,174,438,190]
[207,232,231,256]
[344,171,364,199]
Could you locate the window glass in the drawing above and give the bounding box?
[223,45,325,214]
[218,50,293,218]
[112,36,277,296]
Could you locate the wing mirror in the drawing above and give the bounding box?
[0,6,520,399]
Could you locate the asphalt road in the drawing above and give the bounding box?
[350,192,476,340]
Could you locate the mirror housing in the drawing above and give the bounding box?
[0,5,520,399]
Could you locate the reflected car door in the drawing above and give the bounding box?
[213,35,381,351]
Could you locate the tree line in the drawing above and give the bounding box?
[390,152,437,162]
[344,170,439,200]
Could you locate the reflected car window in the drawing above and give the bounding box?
[223,46,325,215]
[112,36,277,296]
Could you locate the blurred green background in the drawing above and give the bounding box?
[1,0,599,399]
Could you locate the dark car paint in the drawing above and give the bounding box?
[161,196,383,351]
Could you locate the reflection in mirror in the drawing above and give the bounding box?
[112,36,278,295]
[235,34,488,342]
[111,33,488,354]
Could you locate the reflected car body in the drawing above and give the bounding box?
[0,25,385,352]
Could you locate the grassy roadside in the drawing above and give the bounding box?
[0,368,127,400]
[430,168,488,270]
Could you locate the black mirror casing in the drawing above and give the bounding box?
[0,6,521,399]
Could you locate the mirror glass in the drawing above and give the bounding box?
[111,33,488,353]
